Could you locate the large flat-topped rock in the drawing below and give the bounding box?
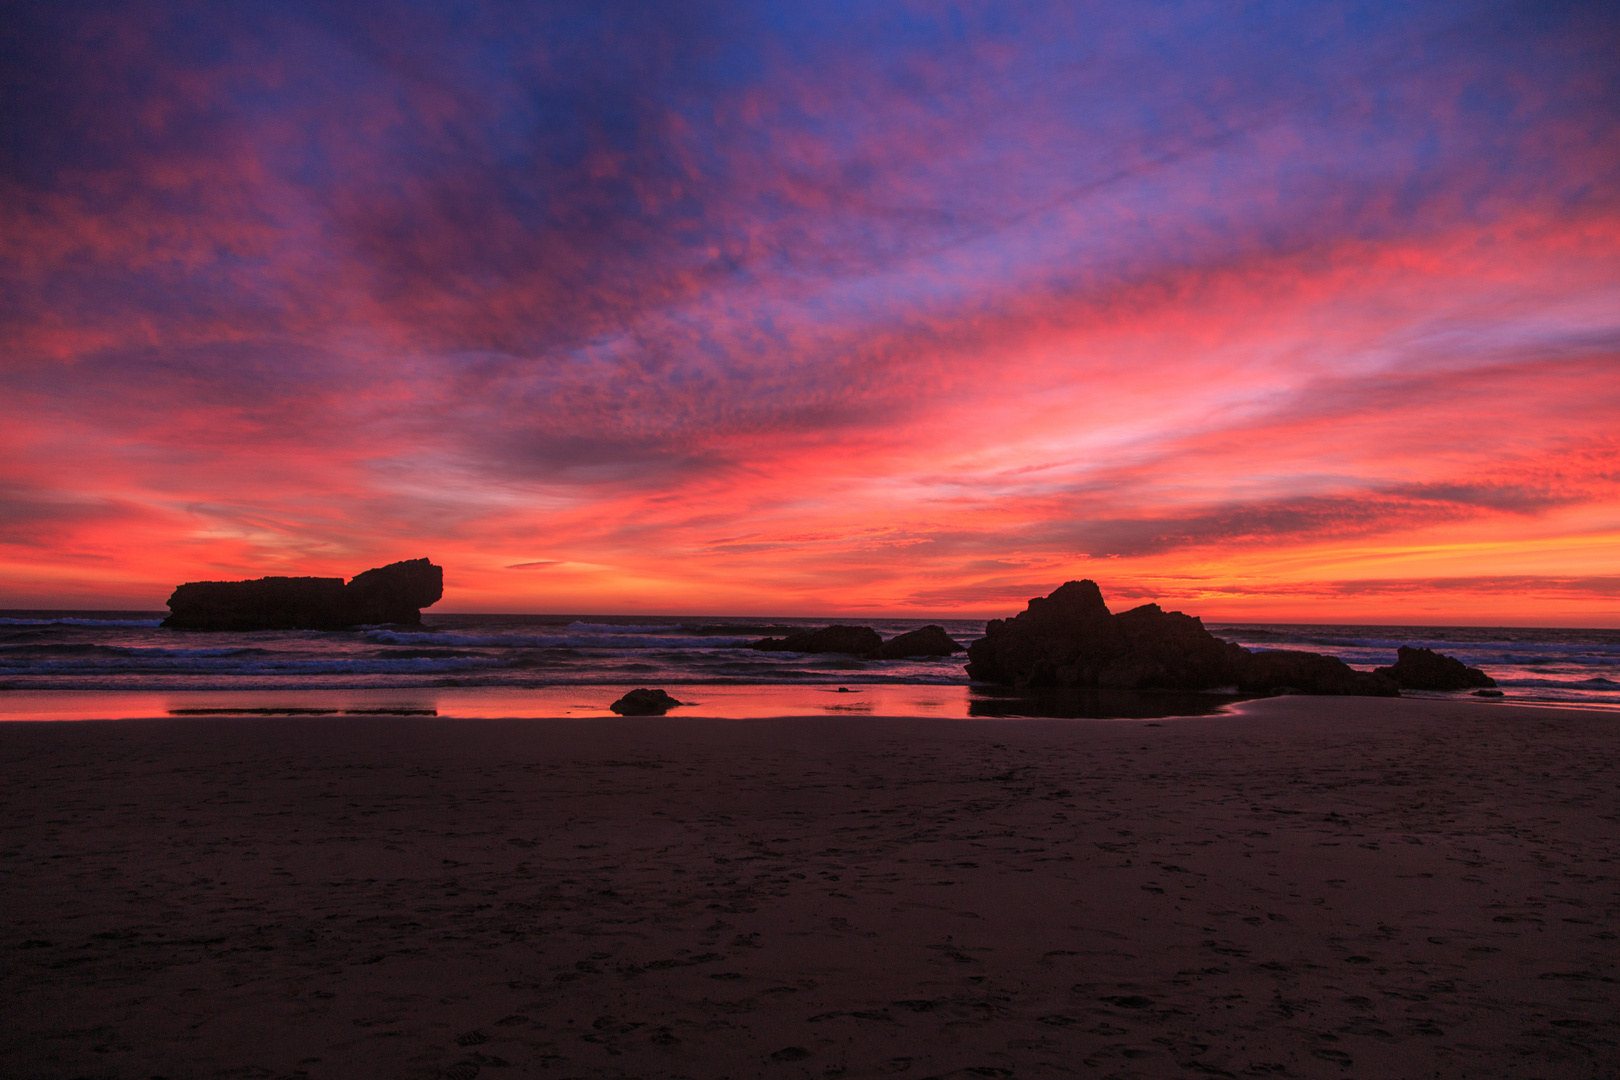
[162,558,443,631]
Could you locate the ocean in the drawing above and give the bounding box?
[1,611,1616,720]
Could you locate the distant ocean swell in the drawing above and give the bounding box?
[0,617,976,692]
[0,616,165,628]
[365,629,761,649]
[1207,623,1620,708]
[0,613,1616,708]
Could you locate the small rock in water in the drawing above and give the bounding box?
[609,688,686,715]
[1474,688,1505,697]
[748,625,883,655]
[875,624,964,658]
[1375,645,1497,691]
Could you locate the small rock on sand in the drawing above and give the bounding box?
[609,688,686,715]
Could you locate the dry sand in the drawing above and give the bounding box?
[1,697,1616,1079]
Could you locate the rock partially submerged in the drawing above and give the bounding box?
[964,581,1253,691]
[1238,650,1397,697]
[965,580,1399,696]
[749,625,884,655]
[1375,645,1497,691]
[163,558,443,631]
[610,688,685,715]
[749,623,964,659]
[875,625,964,659]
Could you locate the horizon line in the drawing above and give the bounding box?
[1,607,1616,632]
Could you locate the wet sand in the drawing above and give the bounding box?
[1,698,1616,1079]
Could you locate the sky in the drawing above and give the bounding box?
[3,0,1618,622]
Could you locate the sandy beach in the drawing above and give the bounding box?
[2,698,1616,1079]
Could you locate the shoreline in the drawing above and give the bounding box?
[0,684,1246,722]
[3,697,1617,1078]
[4,682,1612,723]
[5,612,1617,713]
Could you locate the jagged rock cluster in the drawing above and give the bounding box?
[162,558,444,631]
[876,625,964,659]
[1375,645,1497,691]
[1237,649,1396,696]
[749,624,963,659]
[963,580,1266,691]
[965,581,1491,697]
[750,625,883,655]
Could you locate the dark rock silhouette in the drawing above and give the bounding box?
[1375,645,1496,691]
[609,688,685,715]
[876,625,964,659]
[163,558,443,631]
[750,622,964,660]
[965,582,1248,691]
[749,625,884,655]
[163,576,348,632]
[1109,603,1256,690]
[339,559,444,625]
[966,580,1398,696]
[1238,650,1398,697]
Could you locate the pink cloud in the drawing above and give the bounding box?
[3,2,1618,622]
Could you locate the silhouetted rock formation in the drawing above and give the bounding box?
[163,558,444,631]
[965,581,1248,691]
[1375,645,1496,691]
[163,576,348,632]
[1238,650,1398,697]
[876,625,964,659]
[1110,603,1256,690]
[965,580,1398,696]
[609,688,685,715]
[749,625,884,655]
[746,623,960,659]
[341,559,444,625]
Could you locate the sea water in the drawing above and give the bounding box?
[1,611,1615,719]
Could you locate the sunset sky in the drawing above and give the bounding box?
[3,1,1618,622]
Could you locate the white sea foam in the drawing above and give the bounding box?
[564,621,689,633]
[364,629,756,649]
[3,614,1614,705]
[116,646,268,657]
